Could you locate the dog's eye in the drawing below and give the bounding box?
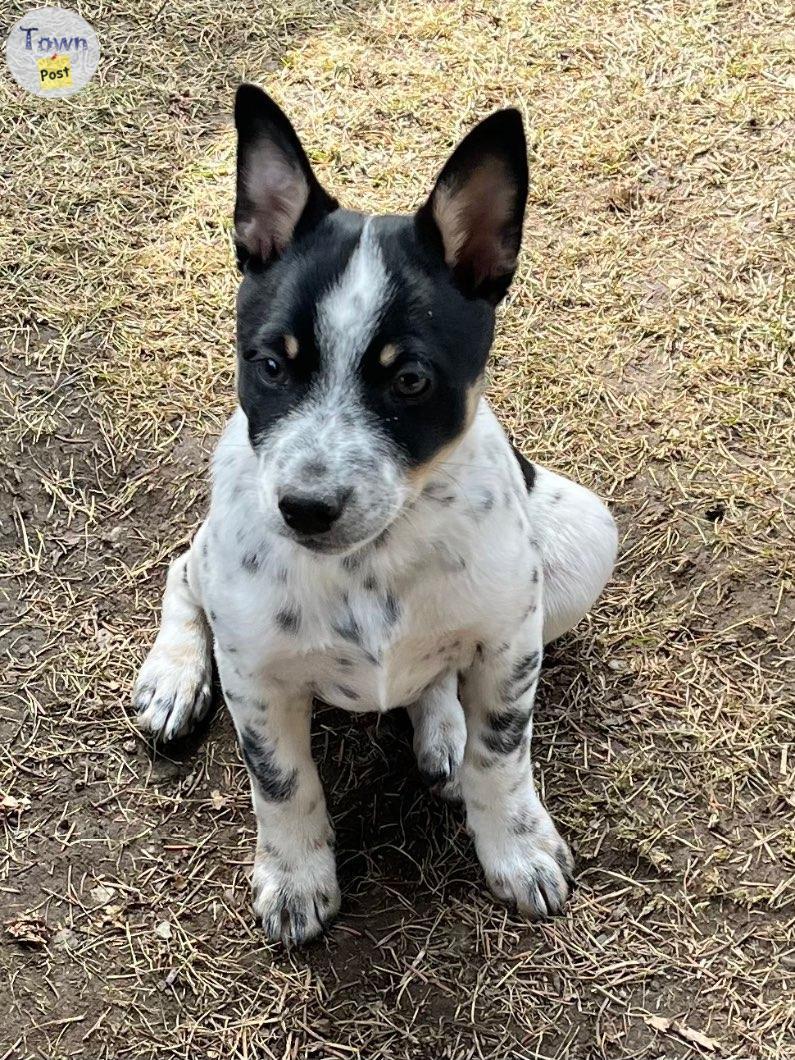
[259,353,287,385]
[391,365,433,401]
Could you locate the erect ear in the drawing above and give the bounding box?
[233,84,338,270]
[416,109,528,304]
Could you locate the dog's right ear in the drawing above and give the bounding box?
[234,84,337,270]
[417,109,528,304]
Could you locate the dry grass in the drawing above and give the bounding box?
[1,0,793,1057]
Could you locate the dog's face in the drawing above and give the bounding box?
[233,85,528,554]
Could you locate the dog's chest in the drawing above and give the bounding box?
[248,573,478,712]
[274,626,475,713]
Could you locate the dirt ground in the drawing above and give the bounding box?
[1,0,793,1057]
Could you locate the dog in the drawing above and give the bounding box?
[133,84,618,945]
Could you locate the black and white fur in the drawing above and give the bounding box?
[133,86,618,945]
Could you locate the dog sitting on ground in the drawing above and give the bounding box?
[133,85,618,945]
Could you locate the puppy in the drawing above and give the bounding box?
[133,85,618,945]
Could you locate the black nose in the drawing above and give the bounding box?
[278,492,345,535]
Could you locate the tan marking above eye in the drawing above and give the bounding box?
[284,334,299,359]
[379,343,398,367]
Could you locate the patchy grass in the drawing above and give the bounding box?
[1,0,793,1057]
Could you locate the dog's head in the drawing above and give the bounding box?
[233,84,527,554]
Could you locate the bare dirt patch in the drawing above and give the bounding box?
[1,1,792,1058]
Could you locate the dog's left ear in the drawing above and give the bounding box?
[417,109,528,304]
[234,84,338,270]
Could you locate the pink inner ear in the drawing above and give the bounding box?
[238,143,310,260]
[432,157,518,284]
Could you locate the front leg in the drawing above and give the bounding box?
[134,546,212,743]
[460,612,574,918]
[219,659,340,945]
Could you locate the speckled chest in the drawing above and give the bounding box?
[204,540,486,712]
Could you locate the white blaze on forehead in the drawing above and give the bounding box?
[315,218,391,375]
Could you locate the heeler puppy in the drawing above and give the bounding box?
[133,85,618,945]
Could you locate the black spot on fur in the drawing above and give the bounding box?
[342,552,362,572]
[209,609,218,622]
[511,810,537,836]
[423,482,456,505]
[513,651,540,683]
[134,682,154,712]
[285,897,308,935]
[334,615,361,644]
[332,684,360,701]
[242,551,261,573]
[336,656,354,669]
[505,666,539,703]
[483,707,532,754]
[238,726,297,801]
[303,459,327,478]
[371,526,391,549]
[275,606,301,634]
[478,489,495,513]
[433,542,467,572]
[511,444,536,492]
[363,574,379,592]
[333,597,362,644]
[532,567,539,584]
[182,566,189,586]
[382,592,401,626]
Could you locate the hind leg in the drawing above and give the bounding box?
[407,672,466,799]
[525,466,618,644]
[133,539,213,742]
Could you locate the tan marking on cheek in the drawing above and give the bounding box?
[284,334,299,359]
[379,343,398,367]
[405,376,485,489]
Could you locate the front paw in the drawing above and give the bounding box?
[252,844,341,946]
[477,815,575,919]
[133,637,212,743]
